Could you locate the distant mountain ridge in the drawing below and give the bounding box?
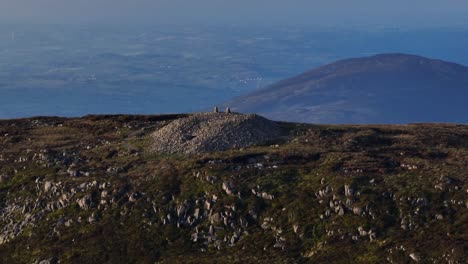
[224,53,468,124]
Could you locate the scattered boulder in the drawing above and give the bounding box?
[409,253,421,262]
[344,184,354,197]
[128,192,142,202]
[44,181,52,193]
[76,195,92,210]
[88,213,98,223]
[38,258,57,264]
[222,181,235,196]
[177,201,190,218]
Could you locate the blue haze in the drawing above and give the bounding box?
[0,1,467,118]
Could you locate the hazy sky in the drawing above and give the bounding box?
[1,0,468,27]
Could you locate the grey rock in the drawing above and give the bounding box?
[409,253,421,262]
[76,194,92,210]
[128,192,141,202]
[344,184,354,197]
[209,213,221,224]
[261,192,274,200]
[38,259,54,264]
[44,181,52,193]
[193,208,201,219]
[358,227,367,236]
[204,200,212,211]
[222,181,236,196]
[177,201,190,218]
[293,224,299,234]
[352,206,362,215]
[88,213,98,223]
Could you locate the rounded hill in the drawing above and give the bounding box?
[224,53,468,124]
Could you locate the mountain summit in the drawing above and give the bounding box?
[224,54,468,124]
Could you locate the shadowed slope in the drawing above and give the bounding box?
[224,54,468,124]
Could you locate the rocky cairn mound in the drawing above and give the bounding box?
[151,112,284,154]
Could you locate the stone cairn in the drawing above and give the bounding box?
[151,112,284,154]
[213,106,231,114]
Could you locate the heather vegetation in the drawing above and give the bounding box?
[0,114,466,263]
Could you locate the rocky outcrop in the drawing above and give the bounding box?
[0,115,467,263]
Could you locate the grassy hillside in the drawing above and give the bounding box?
[0,115,466,263]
